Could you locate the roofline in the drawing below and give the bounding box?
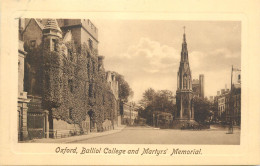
[22,19,43,35]
[60,24,99,43]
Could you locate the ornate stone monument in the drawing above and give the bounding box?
[173,27,197,129]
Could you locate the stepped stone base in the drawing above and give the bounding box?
[172,119,199,129]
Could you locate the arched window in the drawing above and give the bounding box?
[183,75,187,89]
[69,108,73,120]
[68,79,73,93]
[89,83,93,97]
[68,49,73,61]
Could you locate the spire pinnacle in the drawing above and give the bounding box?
[183,26,186,42]
[44,19,61,32]
[181,26,188,62]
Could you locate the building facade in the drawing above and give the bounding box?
[192,74,204,98]
[216,77,241,125]
[121,102,138,125]
[106,71,121,126]
[18,18,120,140]
[18,40,31,140]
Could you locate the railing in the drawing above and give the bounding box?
[28,128,45,139]
[47,129,82,139]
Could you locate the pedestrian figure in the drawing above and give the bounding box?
[228,121,233,134]
[181,124,185,130]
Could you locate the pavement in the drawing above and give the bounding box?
[75,126,241,144]
[23,125,126,143]
[21,125,240,144]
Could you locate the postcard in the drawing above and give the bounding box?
[1,0,260,165]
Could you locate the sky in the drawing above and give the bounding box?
[92,20,241,102]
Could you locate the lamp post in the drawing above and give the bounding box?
[228,66,234,134]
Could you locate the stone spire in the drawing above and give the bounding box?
[173,26,196,128]
[177,26,192,91]
[43,19,62,38]
[181,26,189,62]
[44,19,62,32]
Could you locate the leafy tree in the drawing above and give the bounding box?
[114,72,134,103]
[139,88,156,108]
[154,90,175,112]
[138,88,175,125]
[193,96,211,123]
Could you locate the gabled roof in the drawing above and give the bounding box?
[35,19,44,29]
[22,18,44,34]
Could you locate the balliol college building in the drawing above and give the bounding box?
[18,19,121,141]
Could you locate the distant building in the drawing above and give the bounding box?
[121,102,138,125]
[229,67,241,125]
[106,71,120,126]
[215,67,241,125]
[192,74,204,98]
[217,88,230,121]
[218,94,229,118]
[209,96,214,103]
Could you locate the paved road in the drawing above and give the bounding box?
[73,126,240,145]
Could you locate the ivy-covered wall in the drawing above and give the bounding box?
[25,39,118,133]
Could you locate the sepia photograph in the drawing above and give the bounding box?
[1,0,260,165]
[18,18,241,145]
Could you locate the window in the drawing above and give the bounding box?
[92,62,95,72]
[51,39,58,51]
[68,79,73,93]
[88,38,93,50]
[238,74,241,83]
[68,49,73,61]
[98,64,102,71]
[69,108,73,119]
[30,40,36,48]
[89,83,93,97]
[183,76,187,89]
[87,63,90,76]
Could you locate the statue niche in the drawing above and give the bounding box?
[183,96,189,118]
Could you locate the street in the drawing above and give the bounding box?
[71,126,240,145]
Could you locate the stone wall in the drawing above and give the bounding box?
[53,119,81,138]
